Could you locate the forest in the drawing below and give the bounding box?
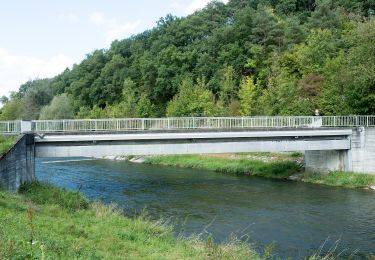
[1,0,375,120]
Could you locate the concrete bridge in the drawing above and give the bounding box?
[1,116,375,185]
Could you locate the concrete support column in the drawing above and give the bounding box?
[305,150,350,173]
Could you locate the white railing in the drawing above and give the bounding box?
[0,121,21,133]
[0,116,374,133]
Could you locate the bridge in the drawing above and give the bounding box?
[0,116,374,189]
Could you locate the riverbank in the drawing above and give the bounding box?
[144,154,375,190]
[145,154,301,179]
[0,182,259,259]
[0,135,16,156]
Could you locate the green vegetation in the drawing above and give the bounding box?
[301,171,375,189]
[1,1,375,120]
[0,182,258,259]
[0,135,16,156]
[39,94,74,120]
[233,151,303,159]
[145,154,375,189]
[145,155,301,179]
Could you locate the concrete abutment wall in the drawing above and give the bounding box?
[0,134,35,191]
[305,127,375,173]
[305,150,350,172]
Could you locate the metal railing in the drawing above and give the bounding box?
[0,116,374,133]
[0,121,21,133]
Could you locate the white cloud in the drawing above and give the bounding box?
[0,48,74,97]
[58,13,80,23]
[90,12,140,45]
[171,0,229,15]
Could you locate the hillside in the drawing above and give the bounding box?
[1,0,375,120]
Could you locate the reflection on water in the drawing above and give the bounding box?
[37,158,375,259]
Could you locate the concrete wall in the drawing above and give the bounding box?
[0,134,35,191]
[305,150,349,173]
[350,127,375,173]
[305,127,375,174]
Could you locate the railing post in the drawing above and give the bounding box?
[20,121,32,133]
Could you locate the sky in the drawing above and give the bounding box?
[0,0,228,98]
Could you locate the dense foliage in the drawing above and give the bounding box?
[1,0,375,120]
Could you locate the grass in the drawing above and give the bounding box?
[234,151,303,159]
[145,154,301,179]
[0,182,259,259]
[145,154,375,189]
[301,171,375,189]
[0,135,16,156]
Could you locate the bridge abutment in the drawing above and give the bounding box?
[305,127,375,174]
[305,150,350,173]
[349,127,375,173]
[0,134,35,191]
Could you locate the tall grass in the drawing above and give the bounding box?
[0,135,16,156]
[0,183,260,259]
[301,171,375,189]
[145,155,301,179]
[19,182,89,211]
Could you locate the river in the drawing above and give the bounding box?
[36,158,375,259]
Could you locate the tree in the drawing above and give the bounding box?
[0,96,9,104]
[136,94,156,118]
[218,65,236,106]
[238,77,257,116]
[21,79,55,119]
[337,19,375,114]
[2,1,374,119]
[39,94,74,120]
[119,78,138,117]
[0,99,24,120]
[166,79,216,117]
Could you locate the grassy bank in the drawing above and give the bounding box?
[145,154,301,179]
[145,154,375,189]
[0,135,16,156]
[0,182,258,259]
[301,171,375,189]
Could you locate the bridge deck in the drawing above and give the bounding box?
[34,129,352,158]
[35,129,353,143]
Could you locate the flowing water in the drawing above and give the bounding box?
[36,158,375,259]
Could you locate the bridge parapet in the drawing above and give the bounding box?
[0,116,375,134]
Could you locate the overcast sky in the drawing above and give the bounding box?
[0,0,228,97]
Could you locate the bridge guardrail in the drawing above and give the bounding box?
[0,121,21,134]
[0,116,374,133]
